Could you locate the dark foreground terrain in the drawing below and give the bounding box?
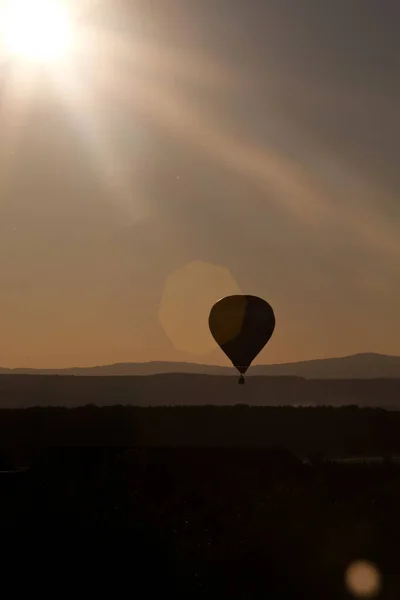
[1,406,400,599]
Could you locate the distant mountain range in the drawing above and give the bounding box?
[1,352,400,379]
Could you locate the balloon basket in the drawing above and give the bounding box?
[238,375,245,385]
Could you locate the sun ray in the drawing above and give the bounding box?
[0,63,36,187]
[49,62,146,223]
[94,64,400,263]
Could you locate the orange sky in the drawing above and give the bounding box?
[0,0,399,369]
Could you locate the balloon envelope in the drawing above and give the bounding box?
[208,295,275,374]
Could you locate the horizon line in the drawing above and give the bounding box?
[0,351,397,372]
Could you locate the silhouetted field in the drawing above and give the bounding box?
[1,445,400,598]
[1,406,400,598]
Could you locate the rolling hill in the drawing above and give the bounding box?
[0,352,399,379]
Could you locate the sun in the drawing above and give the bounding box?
[1,0,74,63]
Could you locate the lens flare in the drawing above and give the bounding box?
[345,560,382,598]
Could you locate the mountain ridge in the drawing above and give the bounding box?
[0,352,400,379]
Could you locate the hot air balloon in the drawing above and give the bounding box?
[208,295,275,384]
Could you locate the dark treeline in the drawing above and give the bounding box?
[1,405,400,468]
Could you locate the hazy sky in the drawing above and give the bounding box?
[0,0,399,368]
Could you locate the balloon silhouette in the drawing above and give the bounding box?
[209,295,275,384]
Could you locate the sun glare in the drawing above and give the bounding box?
[1,0,73,63]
